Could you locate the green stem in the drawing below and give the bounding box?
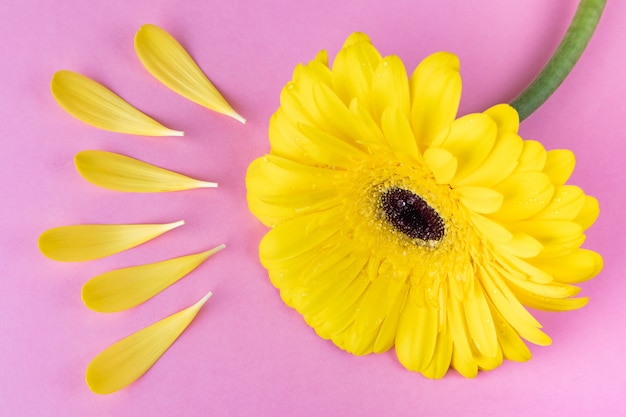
[509,0,606,121]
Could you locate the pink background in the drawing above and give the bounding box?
[1,0,624,415]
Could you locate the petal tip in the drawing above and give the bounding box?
[233,113,247,124]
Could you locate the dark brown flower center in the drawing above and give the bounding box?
[380,187,445,241]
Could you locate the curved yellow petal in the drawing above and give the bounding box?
[421,325,453,379]
[448,298,478,378]
[395,299,439,372]
[371,55,410,121]
[75,150,217,192]
[343,270,408,355]
[372,283,409,354]
[409,52,461,149]
[543,149,575,185]
[423,147,457,184]
[86,291,212,394]
[491,172,554,221]
[259,207,341,268]
[314,49,329,66]
[508,279,587,312]
[134,24,245,123]
[480,266,551,346]
[490,309,533,361]
[530,249,603,284]
[469,212,513,243]
[452,132,523,188]
[513,140,547,173]
[532,185,585,221]
[38,221,184,262]
[436,113,497,183]
[483,103,519,134]
[464,288,498,359]
[331,32,381,107]
[82,245,225,312]
[574,196,600,230]
[498,232,543,258]
[312,83,382,149]
[246,154,343,226]
[521,294,589,312]
[51,71,183,136]
[380,106,420,161]
[456,186,504,214]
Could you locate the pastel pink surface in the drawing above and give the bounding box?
[1,0,624,415]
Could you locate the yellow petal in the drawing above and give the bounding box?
[497,232,543,258]
[423,147,457,184]
[312,83,382,149]
[331,32,381,108]
[82,244,225,312]
[436,113,497,183]
[532,185,586,221]
[508,279,587,312]
[448,298,478,378]
[469,212,513,243]
[491,172,554,221]
[246,154,342,226]
[452,132,523,188]
[483,103,519,134]
[38,221,184,262]
[574,196,600,230]
[513,140,547,173]
[521,294,589,312]
[51,71,183,136]
[492,313,533,362]
[134,24,245,123]
[75,150,217,192]
[464,287,498,359]
[344,269,408,355]
[395,298,439,372]
[496,250,553,284]
[287,242,364,313]
[314,49,329,66]
[380,106,420,161]
[290,61,333,126]
[259,207,341,269]
[507,275,581,299]
[480,266,551,346]
[308,265,370,339]
[531,249,603,284]
[296,122,365,167]
[420,325,453,379]
[372,283,409,354]
[455,186,504,214]
[409,52,461,149]
[370,55,410,121]
[543,150,575,185]
[86,291,212,394]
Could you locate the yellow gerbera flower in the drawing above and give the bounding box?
[246,32,602,378]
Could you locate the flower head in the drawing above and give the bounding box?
[246,33,602,378]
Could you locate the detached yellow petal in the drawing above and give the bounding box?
[135,24,245,123]
[86,291,212,394]
[38,221,184,262]
[51,71,183,136]
[75,150,217,192]
[83,244,225,312]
